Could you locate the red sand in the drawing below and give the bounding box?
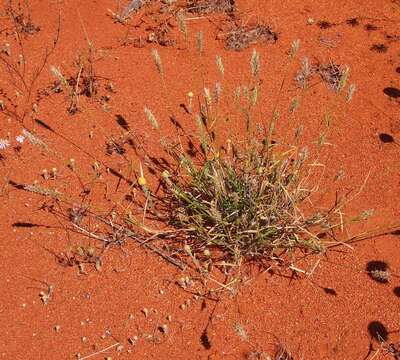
[0,1,399,359]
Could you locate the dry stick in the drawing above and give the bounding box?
[96,216,187,270]
[78,342,120,360]
[72,223,113,243]
[327,223,400,248]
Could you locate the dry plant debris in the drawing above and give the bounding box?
[223,24,278,51]
[294,58,348,91]
[185,0,236,14]
[5,1,40,35]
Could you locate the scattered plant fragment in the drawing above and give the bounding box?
[223,24,278,51]
[294,59,349,91]
[5,1,40,35]
[186,0,236,14]
[370,43,388,53]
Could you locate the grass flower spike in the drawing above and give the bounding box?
[0,138,10,150]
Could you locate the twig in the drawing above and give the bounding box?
[72,223,112,243]
[78,342,120,360]
[96,216,187,270]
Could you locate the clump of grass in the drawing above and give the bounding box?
[138,43,355,274]
[161,138,328,265]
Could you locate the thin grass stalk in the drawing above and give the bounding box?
[264,40,300,160]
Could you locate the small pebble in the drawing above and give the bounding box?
[159,324,168,334]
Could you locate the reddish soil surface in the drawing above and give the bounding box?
[1,0,400,359]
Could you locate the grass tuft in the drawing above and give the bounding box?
[139,45,355,274]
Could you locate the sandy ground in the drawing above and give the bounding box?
[0,0,399,359]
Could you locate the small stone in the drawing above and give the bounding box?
[54,325,61,332]
[141,308,149,317]
[307,17,314,25]
[81,336,87,343]
[159,324,168,334]
[116,344,124,352]
[179,277,186,288]
[95,258,102,272]
[180,303,186,310]
[166,315,172,322]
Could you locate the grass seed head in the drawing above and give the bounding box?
[289,97,300,113]
[177,10,188,39]
[338,66,350,92]
[144,106,159,130]
[22,129,48,151]
[204,87,212,106]
[346,83,356,102]
[196,31,204,55]
[216,55,224,77]
[151,49,163,77]
[251,86,258,105]
[251,48,260,77]
[290,39,300,58]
